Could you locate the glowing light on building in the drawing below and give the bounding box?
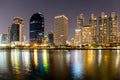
[74,29,82,45]
[54,15,68,45]
[82,25,93,45]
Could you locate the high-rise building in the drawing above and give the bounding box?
[9,17,24,46]
[82,25,92,45]
[117,32,120,43]
[54,15,68,45]
[30,12,44,44]
[70,38,74,46]
[76,14,84,44]
[74,29,82,45]
[48,32,54,45]
[99,12,108,44]
[8,26,11,45]
[109,12,118,43]
[89,13,97,44]
[77,13,84,29]
[0,34,8,46]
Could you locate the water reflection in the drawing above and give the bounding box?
[11,49,21,74]
[71,50,83,79]
[0,49,120,80]
[0,50,7,73]
[33,49,38,68]
[116,50,120,68]
[42,50,49,73]
[98,50,102,65]
[22,50,30,72]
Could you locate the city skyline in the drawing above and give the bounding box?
[0,0,120,40]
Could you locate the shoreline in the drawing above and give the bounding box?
[0,46,120,50]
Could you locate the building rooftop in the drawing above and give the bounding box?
[55,15,68,20]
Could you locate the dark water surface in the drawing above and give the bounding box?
[0,49,120,80]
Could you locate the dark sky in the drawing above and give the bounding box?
[0,0,120,40]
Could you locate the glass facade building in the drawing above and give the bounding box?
[48,32,54,45]
[30,13,44,44]
[0,34,8,45]
[8,17,24,46]
[10,24,19,41]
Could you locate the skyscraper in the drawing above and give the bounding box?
[0,34,8,46]
[82,25,92,45]
[109,12,118,43]
[74,29,82,45]
[117,32,120,43]
[8,26,11,45]
[89,13,97,44]
[9,17,24,46]
[30,12,44,44]
[48,32,54,45]
[99,12,108,44]
[77,13,84,29]
[54,15,68,45]
[76,13,84,44]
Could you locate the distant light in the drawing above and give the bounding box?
[39,33,43,36]
[75,29,81,32]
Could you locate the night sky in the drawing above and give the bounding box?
[0,0,120,40]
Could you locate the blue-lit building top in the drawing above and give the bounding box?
[30,13,44,44]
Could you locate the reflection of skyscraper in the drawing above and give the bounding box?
[30,12,44,44]
[11,49,21,74]
[54,15,68,45]
[33,49,38,68]
[0,51,7,72]
[99,12,108,44]
[9,17,24,45]
[109,12,118,43]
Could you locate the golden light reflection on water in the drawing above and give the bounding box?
[0,49,120,80]
[11,49,20,74]
[98,50,102,65]
[42,50,49,73]
[34,49,38,68]
[24,50,30,71]
[87,50,94,65]
[116,50,120,68]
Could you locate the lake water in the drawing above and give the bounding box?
[0,49,120,80]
